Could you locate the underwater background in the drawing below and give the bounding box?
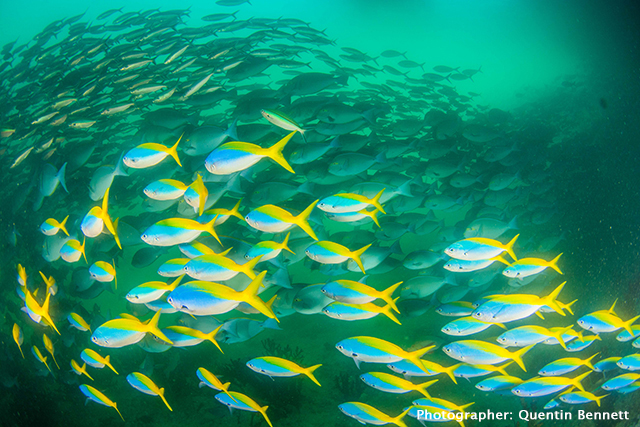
[1,0,640,426]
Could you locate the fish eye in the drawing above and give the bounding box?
[336,345,343,350]
[142,234,148,240]
[445,348,451,352]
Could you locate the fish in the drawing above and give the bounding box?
[246,356,322,386]
[215,391,273,427]
[196,367,236,402]
[184,174,208,216]
[42,334,60,369]
[91,310,173,348]
[163,325,223,353]
[318,189,386,214]
[144,179,188,201]
[245,199,319,240]
[141,217,221,246]
[559,391,608,407]
[126,372,172,411]
[13,323,24,358]
[244,232,294,262]
[336,336,434,373]
[445,235,519,261]
[79,384,124,421]
[32,346,53,374]
[205,131,296,175]
[323,300,401,324]
[360,372,437,398]
[511,372,591,397]
[441,317,506,337]
[183,252,262,281]
[40,216,69,236]
[577,300,640,335]
[502,254,563,279]
[617,354,640,371]
[305,241,372,273]
[23,291,61,335]
[601,373,640,390]
[71,360,94,381]
[261,109,306,139]
[81,186,121,249]
[60,238,87,263]
[166,271,278,321]
[496,325,573,350]
[475,375,523,392]
[89,260,117,288]
[80,348,119,374]
[538,353,599,376]
[338,402,409,427]
[442,341,535,371]
[126,275,184,304]
[123,135,182,169]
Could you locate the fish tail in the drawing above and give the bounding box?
[281,232,295,254]
[59,215,70,236]
[380,281,403,313]
[193,174,207,216]
[496,361,514,376]
[81,237,88,263]
[304,364,322,387]
[547,253,563,274]
[113,403,125,422]
[503,233,519,261]
[572,371,591,392]
[52,354,60,370]
[407,345,435,375]
[511,344,535,372]
[441,363,462,384]
[552,325,573,350]
[459,402,474,412]
[223,386,238,403]
[608,299,618,315]
[158,388,173,411]
[490,255,512,266]
[584,352,600,370]
[104,355,119,375]
[241,254,262,279]
[259,406,273,427]
[350,243,372,274]
[57,162,68,193]
[204,325,224,354]
[168,274,185,291]
[542,281,567,316]
[369,188,386,214]
[562,299,578,315]
[416,379,438,398]
[390,408,410,427]
[622,315,640,336]
[359,206,382,228]
[229,198,244,221]
[594,394,609,407]
[168,134,183,167]
[18,345,24,359]
[147,311,173,345]
[241,271,279,322]
[293,199,318,240]
[494,322,507,330]
[83,364,94,381]
[382,299,402,325]
[102,186,111,214]
[203,215,222,245]
[265,131,296,173]
[42,293,61,335]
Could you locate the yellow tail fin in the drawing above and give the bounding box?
[240,271,279,322]
[204,325,224,354]
[202,215,222,245]
[571,371,591,392]
[59,215,69,236]
[293,200,318,240]
[259,406,273,427]
[191,174,207,216]
[104,355,119,375]
[112,403,125,422]
[504,234,519,261]
[146,311,173,345]
[265,131,295,173]
[406,345,436,375]
[228,199,244,221]
[511,344,535,372]
[391,408,410,427]
[583,352,599,370]
[42,293,61,335]
[158,387,173,411]
[542,281,567,316]
[415,379,438,398]
[380,281,403,313]
[281,232,295,254]
[168,134,182,167]
[382,299,402,325]
[304,364,322,387]
[350,243,372,274]
[241,254,263,279]
[547,253,563,274]
[551,325,574,350]
[594,393,609,407]
[369,188,386,214]
[495,361,514,376]
[622,315,640,336]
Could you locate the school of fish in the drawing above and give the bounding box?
[1,4,639,427]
